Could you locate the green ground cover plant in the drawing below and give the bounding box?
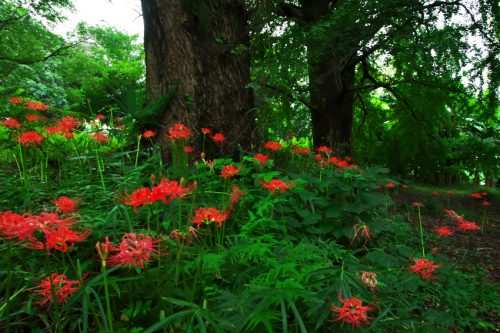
[0,96,499,333]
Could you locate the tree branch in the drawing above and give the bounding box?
[353,93,368,139]
[264,84,317,110]
[274,2,304,20]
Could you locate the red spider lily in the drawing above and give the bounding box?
[412,202,424,208]
[350,222,372,246]
[431,246,442,256]
[115,117,123,122]
[25,101,49,111]
[191,207,231,229]
[470,193,482,199]
[184,146,193,153]
[408,258,443,282]
[143,130,155,139]
[294,147,310,154]
[229,186,248,209]
[456,220,481,232]
[316,146,332,155]
[254,154,270,165]
[258,178,296,194]
[442,208,461,220]
[206,160,216,168]
[92,132,110,143]
[202,128,211,134]
[211,133,225,144]
[482,202,490,206]
[263,141,282,151]
[432,191,438,195]
[446,191,453,195]
[1,118,22,129]
[57,117,80,136]
[25,226,91,252]
[327,293,376,330]
[16,131,44,147]
[165,123,191,142]
[26,115,39,123]
[1,212,80,242]
[481,192,488,196]
[51,196,81,214]
[116,188,154,212]
[96,237,112,260]
[96,115,107,120]
[33,273,87,309]
[385,183,395,188]
[433,226,453,237]
[8,97,23,105]
[115,125,126,130]
[169,227,209,257]
[156,178,197,201]
[356,271,379,295]
[403,185,409,188]
[45,126,62,136]
[106,232,168,270]
[201,152,205,159]
[376,185,381,189]
[221,165,241,180]
[315,155,323,161]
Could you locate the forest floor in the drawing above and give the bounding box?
[388,187,500,332]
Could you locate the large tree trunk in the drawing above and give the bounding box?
[308,57,355,155]
[141,0,256,165]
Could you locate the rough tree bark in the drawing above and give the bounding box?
[140,0,257,164]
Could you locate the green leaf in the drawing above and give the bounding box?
[342,201,364,214]
[325,203,343,218]
[163,298,199,308]
[143,309,196,333]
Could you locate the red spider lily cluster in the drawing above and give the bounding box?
[258,178,296,194]
[106,232,168,270]
[45,126,63,136]
[432,191,439,195]
[385,183,395,188]
[143,130,155,139]
[402,185,409,189]
[165,123,191,143]
[408,258,443,282]
[293,147,310,154]
[470,193,483,199]
[25,100,50,111]
[57,116,81,138]
[116,178,197,212]
[33,273,87,309]
[96,115,107,120]
[191,207,231,229]
[254,154,270,165]
[211,133,225,144]
[433,226,454,237]
[92,132,110,143]
[184,146,193,153]
[442,208,481,232]
[327,294,376,330]
[202,128,211,134]
[16,131,45,147]
[51,196,81,214]
[316,146,332,155]
[0,210,88,252]
[446,191,453,195]
[221,165,241,180]
[26,114,39,123]
[263,141,282,151]
[1,118,23,129]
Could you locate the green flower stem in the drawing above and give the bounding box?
[418,206,425,257]
[468,230,485,306]
[45,151,49,183]
[135,137,141,168]
[66,251,105,332]
[102,260,114,333]
[4,243,12,333]
[190,246,204,303]
[18,142,27,187]
[12,153,22,185]
[43,247,64,333]
[93,142,106,192]
[144,267,169,313]
[380,233,439,275]
[278,195,291,261]
[169,205,176,230]
[70,136,84,169]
